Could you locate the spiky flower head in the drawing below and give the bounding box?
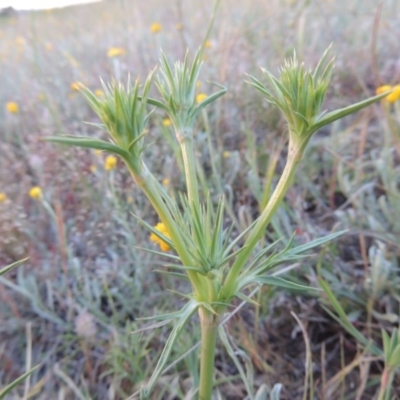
[153,50,226,136]
[248,49,334,144]
[248,46,392,153]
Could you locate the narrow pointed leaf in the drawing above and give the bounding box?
[45,136,128,158]
[0,258,28,276]
[0,364,40,399]
[141,300,200,398]
[235,291,260,306]
[251,276,317,291]
[312,92,391,132]
[219,326,254,399]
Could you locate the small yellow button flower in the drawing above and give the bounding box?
[89,165,97,173]
[162,178,170,186]
[387,85,400,103]
[29,186,43,200]
[163,118,171,127]
[222,151,231,159]
[104,155,117,171]
[376,85,392,95]
[107,47,125,58]
[205,40,212,49]
[6,101,19,114]
[150,22,162,33]
[94,89,104,97]
[70,82,83,92]
[150,222,171,252]
[0,192,7,202]
[196,93,207,104]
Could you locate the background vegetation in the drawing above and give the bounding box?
[1,0,400,398]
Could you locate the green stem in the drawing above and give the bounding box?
[222,141,303,299]
[198,308,219,400]
[126,161,204,295]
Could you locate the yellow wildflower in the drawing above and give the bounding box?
[89,165,97,173]
[6,101,19,114]
[107,47,125,58]
[150,222,171,252]
[29,186,43,200]
[94,89,104,97]
[163,118,171,127]
[376,85,400,103]
[387,85,400,103]
[70,82,83,92]
[104,155,117,171]
[0,192,7,202]
[150,22,162,33]
[196,93,207,104]
[162,178,170,186]
[15,36,25,46]
[93,149,102,156]
[376,85,392,95]
[205,40,212,49]
[223,151,231,158]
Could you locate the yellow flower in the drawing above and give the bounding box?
[387,85,400,103]
[93,149,102,156]
[6,101,19,114]
[107,47,125,58]
[196,93,207,104]
[15,36,25,46]
[127,196,133,204]
[205,40,212,49]
[376,85,392,95]
[104,155,117,171]
[0,192,7,202]
[89,165,97,173]
[163,118,171,127]
[176,23,183,31]
[94,89,104,97]
[222,151,231,158]
[150,22,162,33]
[150,222,171,252]
[376,85,400,103]
[29,186,43,200]
[162,178,170,186]
[70,81,83,92]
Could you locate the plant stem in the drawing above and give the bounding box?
[126,161,204,295]
[222,141,303,299]
[198,308,219,400]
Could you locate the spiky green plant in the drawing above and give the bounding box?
[46,47,389,399]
